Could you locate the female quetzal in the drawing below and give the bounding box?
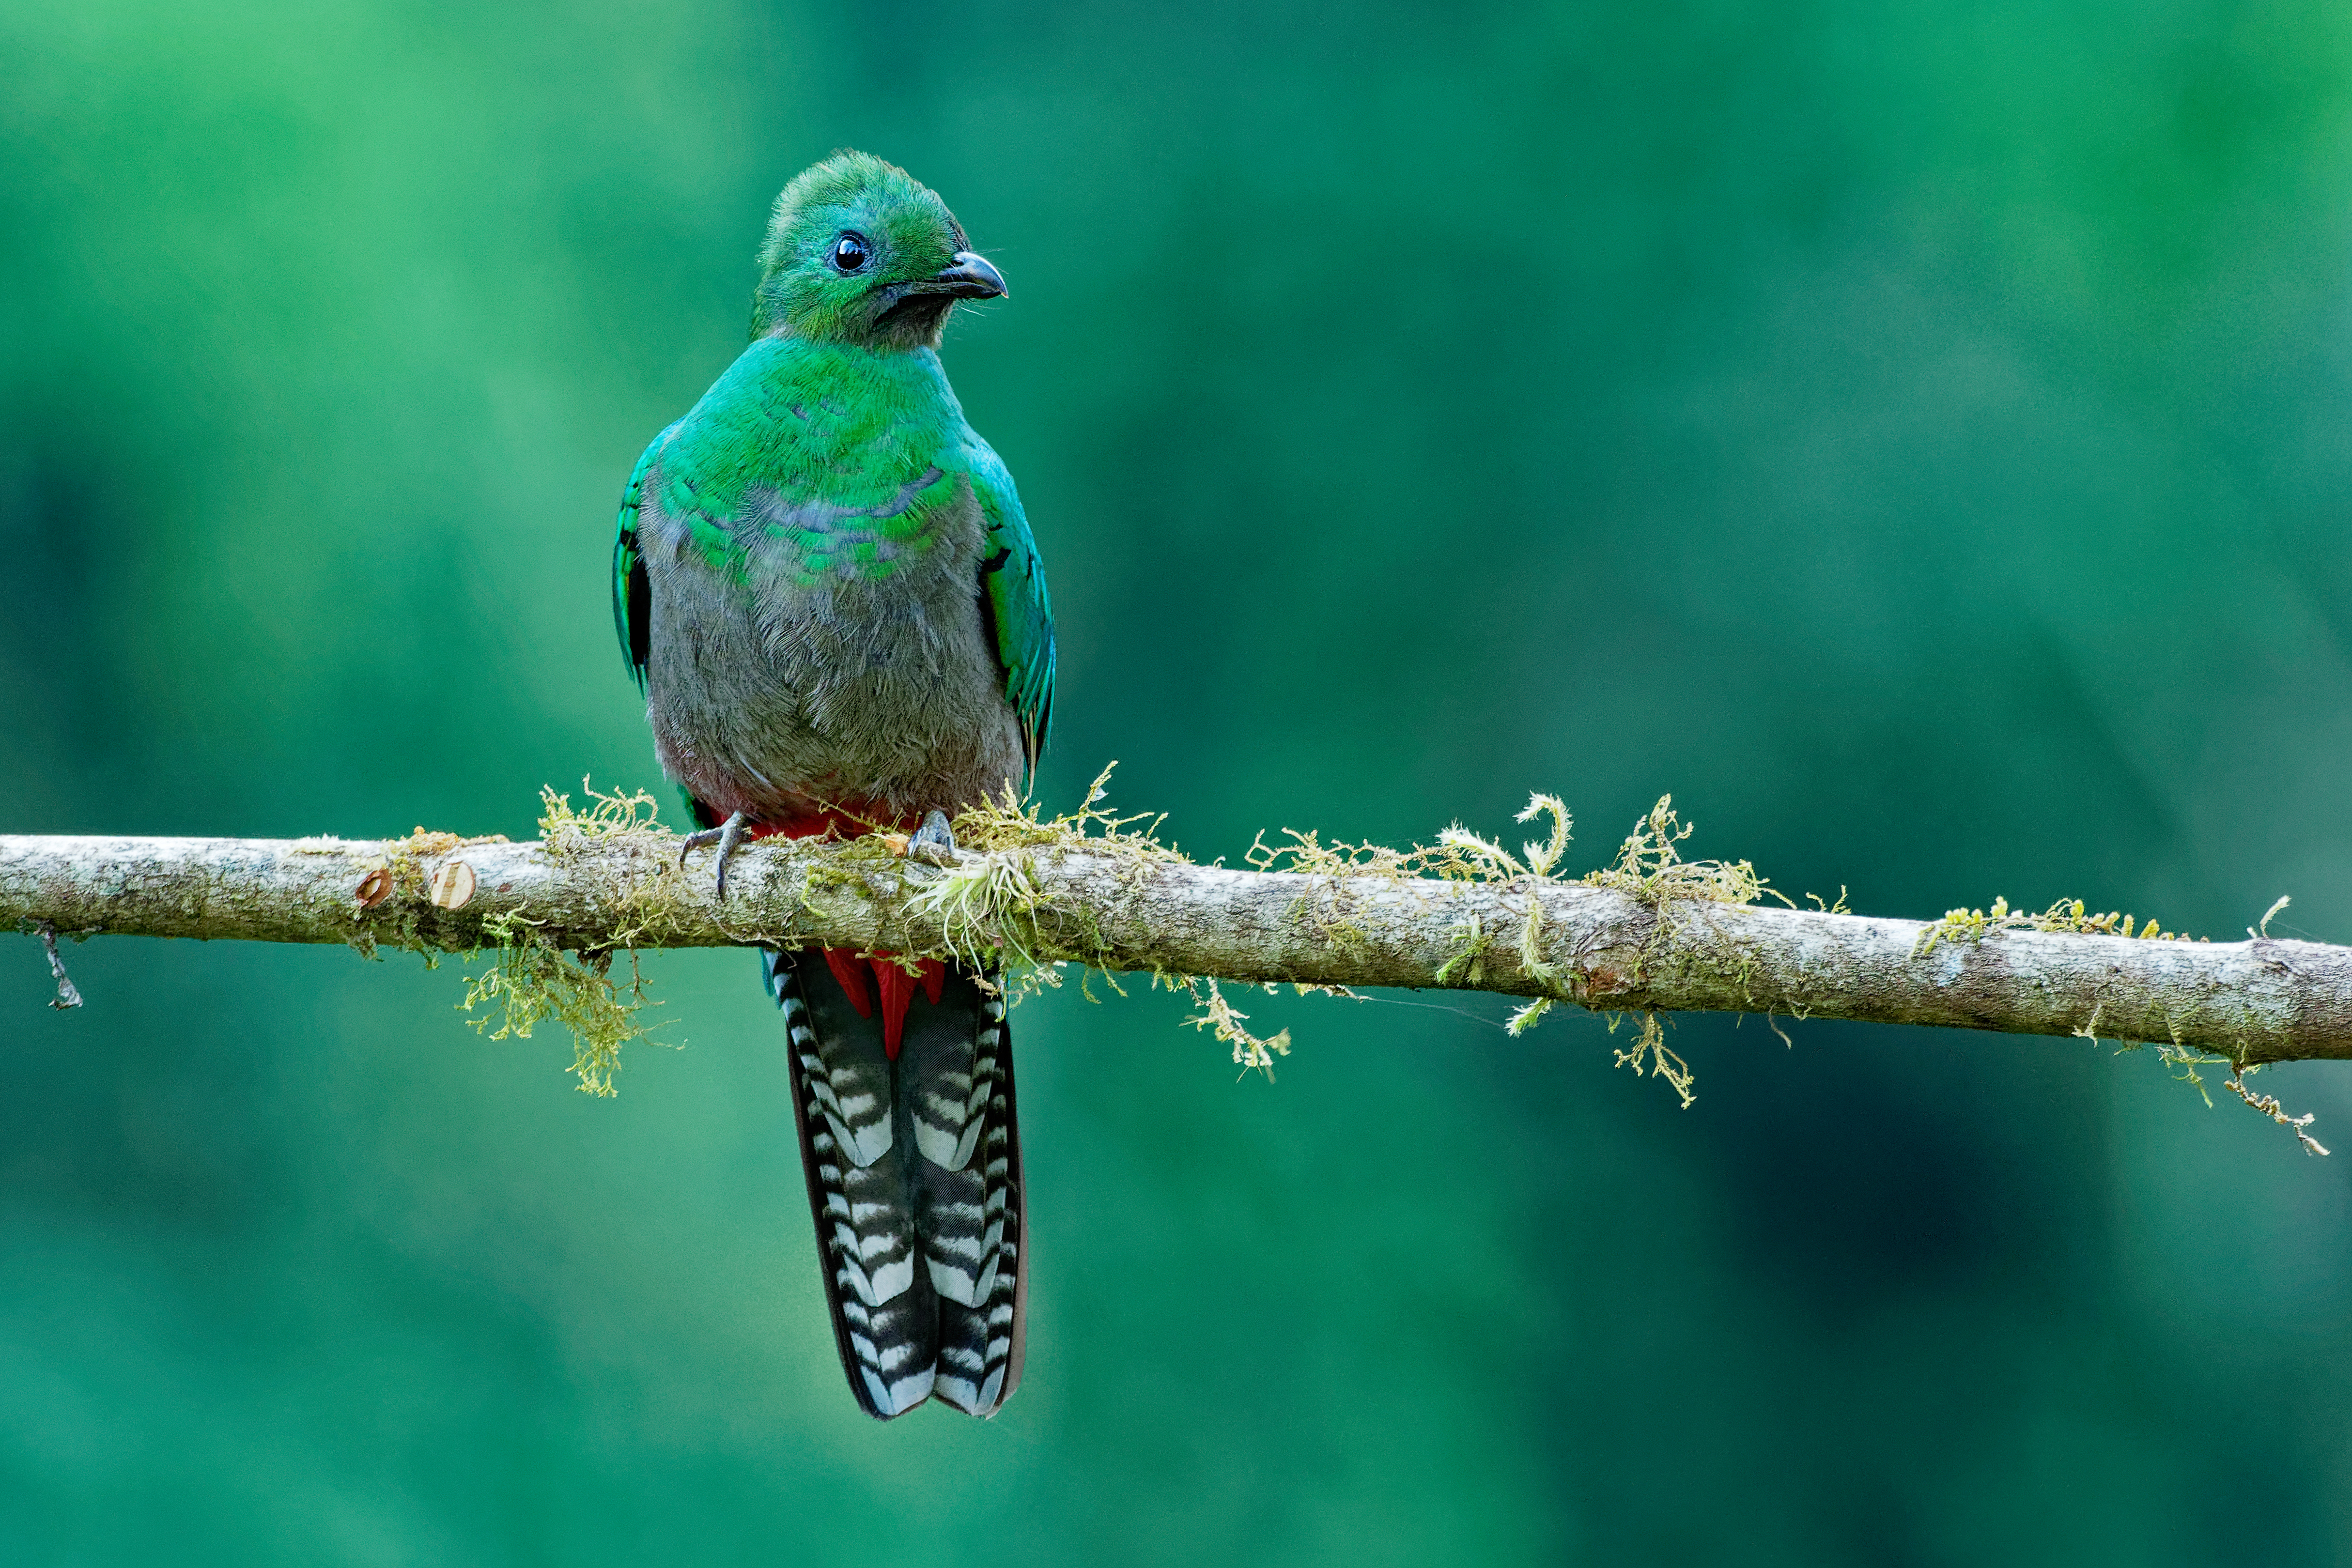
[609,152,1053,1420]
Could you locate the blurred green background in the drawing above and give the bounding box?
[5,0,2352,1561]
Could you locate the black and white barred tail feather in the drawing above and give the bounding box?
[767,949,1025,1419]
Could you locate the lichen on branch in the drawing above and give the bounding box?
[3,771,2344,1151]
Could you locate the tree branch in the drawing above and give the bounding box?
[4,822,2348,1068]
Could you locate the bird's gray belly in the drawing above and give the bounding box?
[639,476,1024,822]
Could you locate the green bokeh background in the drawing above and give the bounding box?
[6,1,2352,1561]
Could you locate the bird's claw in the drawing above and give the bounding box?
[680,811,751,899]
[906,808,959,866]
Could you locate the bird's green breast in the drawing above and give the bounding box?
[656,337,974,588]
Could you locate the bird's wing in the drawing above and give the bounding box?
[611,420,682,691]
[965,439,1055,770]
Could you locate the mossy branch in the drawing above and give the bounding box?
[4,784,2347,1129]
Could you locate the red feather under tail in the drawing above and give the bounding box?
[743,810,947,1059]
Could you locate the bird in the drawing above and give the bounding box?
[609,151,1054,1420]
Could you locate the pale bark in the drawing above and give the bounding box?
[4,830,2348,1067]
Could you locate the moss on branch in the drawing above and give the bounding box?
[1,770,2340,1151]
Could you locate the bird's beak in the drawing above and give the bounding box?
[929,251,1007,299]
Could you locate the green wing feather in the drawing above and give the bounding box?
[612,420,681,690]
[965,439,1055,769]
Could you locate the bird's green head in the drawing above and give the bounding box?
[749,151,1006,350]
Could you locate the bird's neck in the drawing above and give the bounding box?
[757,336,961,420]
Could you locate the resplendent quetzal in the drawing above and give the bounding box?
[609,152,1053,1420]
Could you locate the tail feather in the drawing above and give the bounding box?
[934,994,1024,1415]
[787,953,896,1168]
[767,948,1025,1420]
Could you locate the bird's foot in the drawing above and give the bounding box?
[680,811,751,899]
[906,808,959,866]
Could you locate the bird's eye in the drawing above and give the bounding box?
[832,232,872,272]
